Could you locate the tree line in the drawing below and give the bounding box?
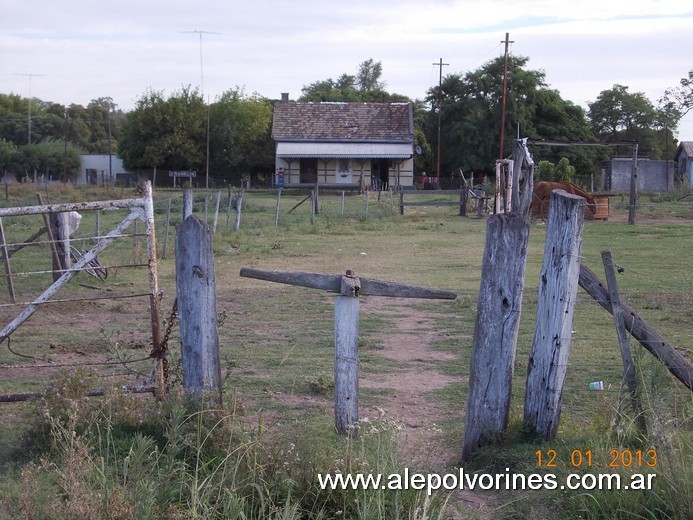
[0,57,690,186]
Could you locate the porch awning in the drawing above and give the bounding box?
[276,141,413,159]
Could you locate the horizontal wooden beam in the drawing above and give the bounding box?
[239,268,457,300]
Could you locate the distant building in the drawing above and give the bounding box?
[271,97,415,190]
[79,154,134,185]
[674,141,693,189]
[601,158,675,193]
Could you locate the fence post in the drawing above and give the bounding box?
[183,188,193,218]
[162,198,171,259]
[335,274,360,435]
[175,216,222,404]
[462,213,529,461]
[523,190,585,440]
[602,250,647,434]
[0,218,16,303]
[212,191,221,233]
[275,189,282,226]
[233,188,244,231]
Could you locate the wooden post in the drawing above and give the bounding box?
[602,250,647,433]
[233,188,244,231]
[399,191,404,215]
[0,218,16,303]
[364,190,369,218]
[335,273,360,435]
[628,143,638,225]
[183,188,193,219]
[341,191,345,215]
[459,184,467,216]
[51,212,71,280]
[274,189,282,226]
[162,198,171,259]
[212,191,221,233]
[226,185,233,231]
[239,267,456,434]
[310,190,316,224]
[175,216,222,404]
[523,190,585,440]
[462,213,529,462]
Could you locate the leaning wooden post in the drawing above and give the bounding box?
[141,182,164,400]
[523,190,585,440]
[175,215,222,404]
[601,250,647,434]
[274,189,282,226]
[462,213,529,462]
[578,264,693,391]
[335,271,360,435]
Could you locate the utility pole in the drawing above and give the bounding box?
[183,30,220,189]
[13,73,44,145]
[433,58,449,187]
[499,33,513,159]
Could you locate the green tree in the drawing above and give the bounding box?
[588,84,674,159]
[119,87,206,175]
[300,59,409,103]
[662,69,693,118]
[426,55,597,178]
[208,88,274,183]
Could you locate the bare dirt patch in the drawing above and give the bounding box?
[358,298,494,519]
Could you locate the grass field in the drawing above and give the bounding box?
[0,183,690,518]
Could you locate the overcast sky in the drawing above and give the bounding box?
[2,0,692,144]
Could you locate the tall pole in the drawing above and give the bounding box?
[433,58,448,187]
[13,73,44,145]
[499,33,513,159]
[183,30,219,190]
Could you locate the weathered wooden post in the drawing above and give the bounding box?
[239,267,456,435]
[176,215,222,404]
[523,190,585,440]
[183,188,193,219]
[578,264,693,391]
[233,188,244,231]
[335,271,360,434]
[462,214,529,461]
[601,250,647,434]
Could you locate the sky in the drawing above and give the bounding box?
[2,0,692,146]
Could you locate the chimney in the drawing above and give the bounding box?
[281,93,290,103]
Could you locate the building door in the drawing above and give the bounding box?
[300,159,318,183]
[372,159,389,189]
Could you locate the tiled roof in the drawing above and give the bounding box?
[271,102,413,142]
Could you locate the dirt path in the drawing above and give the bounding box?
[359,298,494,519]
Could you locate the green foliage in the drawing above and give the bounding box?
[3,373,450,519]
[300,59,410,103]
[588,84,675,159]
[426,55,599,178]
